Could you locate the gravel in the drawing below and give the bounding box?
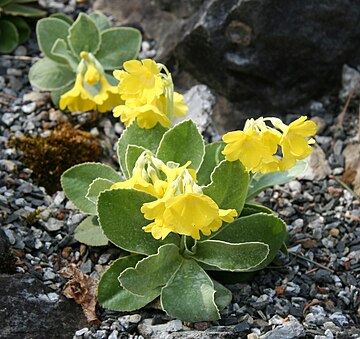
[0,2,359,339]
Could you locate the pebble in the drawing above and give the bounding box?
[44,217,63,232]
[21,102,37,114]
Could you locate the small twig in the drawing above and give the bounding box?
[290,252,334,273]
[0,55,41,62]
[337,79,360,129]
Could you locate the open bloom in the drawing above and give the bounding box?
[113,59,187,129]
[222,116,317,174]
[277,116,317,171]
[222,119,281,173]
[111,151,237,240]
[60,52,121,113]
[113,59,164,102]
[113,92,187,129]
[59,73,96,112]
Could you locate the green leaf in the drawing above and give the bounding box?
[51,38,79,71]
[197,142,225,186]
[213,280,232,311]
[3,3,46,17]
[50,13,73,25]
[89,11,111,31]
[119,244,182,296]
[156,120,205,171]
[50,82,73,106]
[125,145,147,178]
[96,27,141,70]
[98,254,159,311]
[193,240,269,272]
[86,178,114,204]
[74,215,108,246]
[29,58,75,91]
[117,121,167,177]
[161,259,220,322]
[68,13,101,56]
[240,203,273,217]
[203,160,249,212]
[5,16,30,44]
[0,20,18,53]
[36,18,70,62]
[98,189,180,255]
[0,0,12,7]
[211,213,286,270]
[61,162,120,214]
[247,160,307,200]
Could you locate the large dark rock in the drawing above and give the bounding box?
[94,0,360,129]
[0,274,87,339]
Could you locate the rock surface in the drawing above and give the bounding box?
[96,0,360,129]
[0,274,87,339]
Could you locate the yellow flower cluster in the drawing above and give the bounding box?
[222,116,317,173]
[112,59,187,129]
[60,52,121,113]
[111,152,237,240]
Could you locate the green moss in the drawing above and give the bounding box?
[25,209,42,225]
[10,123,100,195]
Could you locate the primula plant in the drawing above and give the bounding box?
[61,59,317,322]
[29,12,141,111]
[0,0,46,53]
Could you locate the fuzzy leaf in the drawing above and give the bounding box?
[197,142,225,186]
[98,255,159,311]
[161,259,220,322]
[89,11,111,32]
[51,38,79,71]
[68,13,100,56]
[74,215,108,246]
[0,20,18,53]
[211,213,286,270]
[125,145,147,178]
[86,178,114,204]
[213,280,232,311]
[156,120,205,171]
[50,13,73,25]
[36,18,70,62]
[119,244,182,296]
[97,189,180,255]
[96,27,141,70]
[203,160,249,212]
[29,58,75,91]
[117,121,167,177]
[247,160,307,200]
[3,3,46,17]
[61,162,120,215]
[193,240,269,272]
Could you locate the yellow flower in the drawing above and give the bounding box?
[173,92,188,117]
[278,116,317,171]
[114,59,164,102]
[59,74,96,112]
[94,75,122,113]
[113,96,171,129]
[222,123,280,174]
[141,192,237,240]
[84,62,100,85]
[111,167,166,198]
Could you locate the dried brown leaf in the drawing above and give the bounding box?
[60,265,100,325]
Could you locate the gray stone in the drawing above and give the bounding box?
[300,144,331,181]
[1,113,18,127]
[174,85,216,134]
[0,274,87,339]
[44,217,63,232]
[21,102,37,114]
[260,315,305,339]
[100,0,360,128]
